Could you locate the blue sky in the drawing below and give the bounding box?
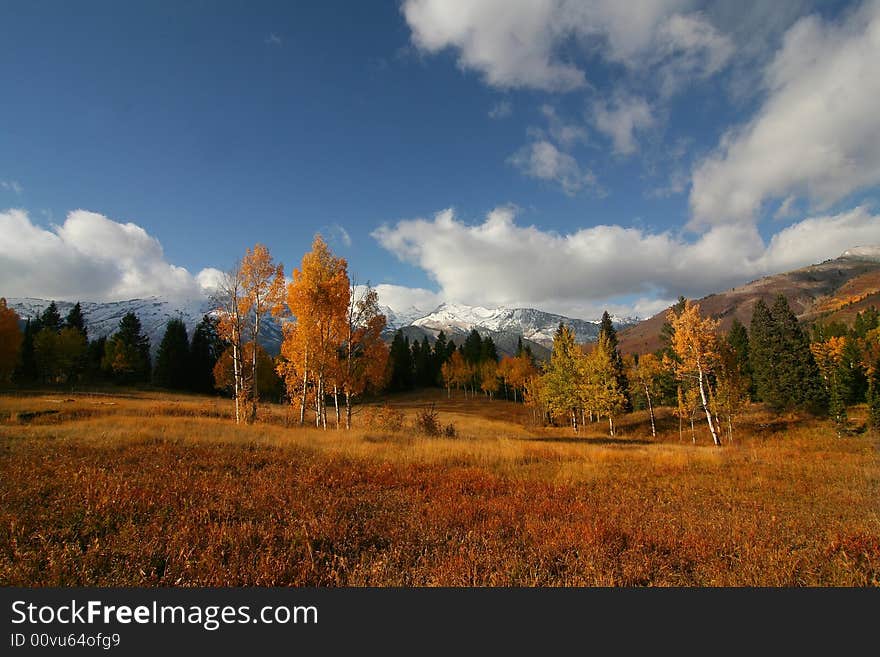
[2,1,880,319]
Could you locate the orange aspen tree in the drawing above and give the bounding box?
[0,298,23,383]
[669,301,721,446]
[282,235,349,428]
[240,244,286,423]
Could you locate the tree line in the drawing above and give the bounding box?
[0,298,226,394]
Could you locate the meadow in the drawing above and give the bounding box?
[1,389,878,586]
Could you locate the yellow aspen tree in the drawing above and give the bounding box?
[627,352,662,437]
[581,332,627,437]
[240,244,286,423]
[669,301,722,446]
[480,360,498,400]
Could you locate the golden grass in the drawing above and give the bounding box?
[1,389,878,586]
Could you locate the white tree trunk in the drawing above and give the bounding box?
[697,365,721,446]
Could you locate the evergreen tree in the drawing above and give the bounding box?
[480,335,498,363]
[432,330,449,384]
[84,336,107,383]
[726,318,753,399]
[62,302,88,381]
[749,299,776,405]
[154,318,190,389]
[189,315,223,393]
[853,307,879,339]
[64,302,87,339]
[598,310,631,412]
[753,295,826,413]
[838,336,867,404]
[102,312,151,384]
[771,295,827,413]
[40,302,62,333]
[463,329,483,364]
[413,335,433,387]
[387,330,413,391]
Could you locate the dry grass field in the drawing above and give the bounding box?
[1,389,878,586]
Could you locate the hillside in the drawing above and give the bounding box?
[618,249,880,354]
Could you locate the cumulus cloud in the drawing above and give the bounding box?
[0,208,217,301]
[508,141,601,196]
[690,1,880,227]
[591,94,655,155]
[373,205,880,318]
[402,0,741,94]
[369,284,443,315]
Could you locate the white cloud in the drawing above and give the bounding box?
[654,12,734,95]
[371,284,443,315]
[265,33,282,46]
[690,1,880,227]
[402,0,589,91]
[1,180,22,195]
[508,141,600,196]
[401,0,743,94]
[373,204,880,318]
[488,100,512,119]
[591,94,655,155]
[0,209,216,301]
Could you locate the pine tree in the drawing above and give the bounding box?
[13,317,42,383]
[64,303,87,340]
[414,335,433,387]
[102,312,151,384]
[189,315,223,393]
[838,336,867,404]
[480,335,498,363]
[463,329,483,364]
[598,310,631,412]
[388,330,413,391]
[432,331,449,384]
[770,295,827,413]
[749,299,777,406]
[726,318,752,399]
[40,302,62,333]
[154,318,190,389]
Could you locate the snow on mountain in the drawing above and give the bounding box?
[6,296,637,358]
[411,302,613,346]
[7,297,284,356]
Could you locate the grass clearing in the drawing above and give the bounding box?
[1,389,878,586]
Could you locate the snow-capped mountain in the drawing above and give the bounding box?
[6,297,284,356]
[6,296,636,359]
[410,303,611,345]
